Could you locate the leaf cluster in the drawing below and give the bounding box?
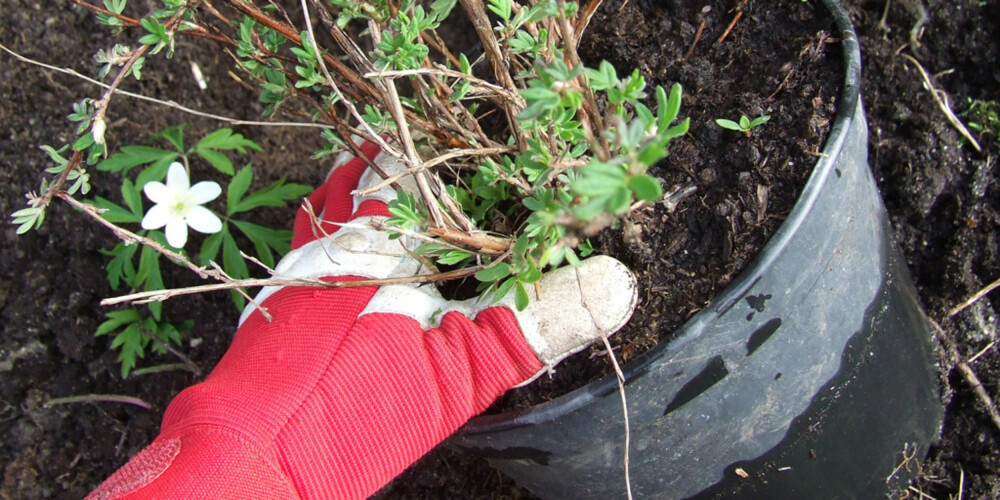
[92,126,309,376]
[95,309,193,378]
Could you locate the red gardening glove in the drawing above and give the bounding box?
[87,141,637,500]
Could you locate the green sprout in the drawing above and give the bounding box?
[716,114,771,135]
[961,98,999,147]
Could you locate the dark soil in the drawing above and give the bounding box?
[0,0,997,499]
[494,0,840,408]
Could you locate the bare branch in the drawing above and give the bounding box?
[0,43,334,130]
[366,19,449,229]
[900,53,982,153]
[365,67,517,100]
[45,394,151,410]
[56,193,215,280]
[100,267,484,307]
[354,146,516,196]
[299,0,408,166]
[458,0,526,148]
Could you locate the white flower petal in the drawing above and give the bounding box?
[142,181,171,204]
[187,181,222,205]
[186,206,223,234]
[141,204,170,230]
[165,218,189,248]
[165,162,190,192]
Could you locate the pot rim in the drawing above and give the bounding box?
[463,0,863,434]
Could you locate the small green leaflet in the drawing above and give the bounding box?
[231,220,292,268]
[97,145,178,177]
[228,177,312,215]
[221,225,250,310]
[475,262,511,282]
[193,128,262,176]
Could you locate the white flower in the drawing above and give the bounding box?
[141,162,222,248]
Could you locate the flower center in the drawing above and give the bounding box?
[168,194,192,218]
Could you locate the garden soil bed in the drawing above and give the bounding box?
[0,0,997,498]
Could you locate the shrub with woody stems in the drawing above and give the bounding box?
[11,0,689,376]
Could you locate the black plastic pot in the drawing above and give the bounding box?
[453,1,943,497]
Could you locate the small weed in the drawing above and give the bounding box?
[962,98,1000,147]
[91,125,309,377]
[716,114,771,135]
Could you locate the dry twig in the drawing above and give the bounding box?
[45,394,151,410]
[599,332,633,500]
[899,53,982,153]
[100,267,485,307]
[932,319,1000,434]
[947,273,1000,317]
[0,43,338,127]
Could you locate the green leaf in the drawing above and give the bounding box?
[715,118,743,131]
[97,146,178,174]
[135,155,177,188]
[104,0,126,15]
[628,174,663,202]
[637,140,669,166]
[195,128,262,153]
[93,196,142,224]
[564,247,581,266]
[514,281,530,311]
[739,115,751,130]
[227,165,254,215]
[155,322,183,349]
[231,180,312,214]
[154,124,186,151]
[437,249,472,265]
[492,277,517,304]
[195,148,234,175]
[475,262,512,282]
[12,206,44,234]
[749,115,771,128]
[221,226,250,310]
[518,259,543,284]
[608,185,631,213]
[73,132,95,151]
[95,309,142,337]
[662,118,690,140]
[232,219,292,268]
[572,161,626,196]
[573,196,608,221]
[518,87,560,120]
[121,178,144,218]
[103,242,138,290]
[114,323,144,378]
[430,0,457,21]
[193,129,261,176]
[657,83,683,130]
[139,18,166,47]
[40,145,70,166]
[138,244,164,320]
[486,0,511,20]
[585,61,618,90]
[199,230,225,266]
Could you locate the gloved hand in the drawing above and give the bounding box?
[87,141,637,500]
